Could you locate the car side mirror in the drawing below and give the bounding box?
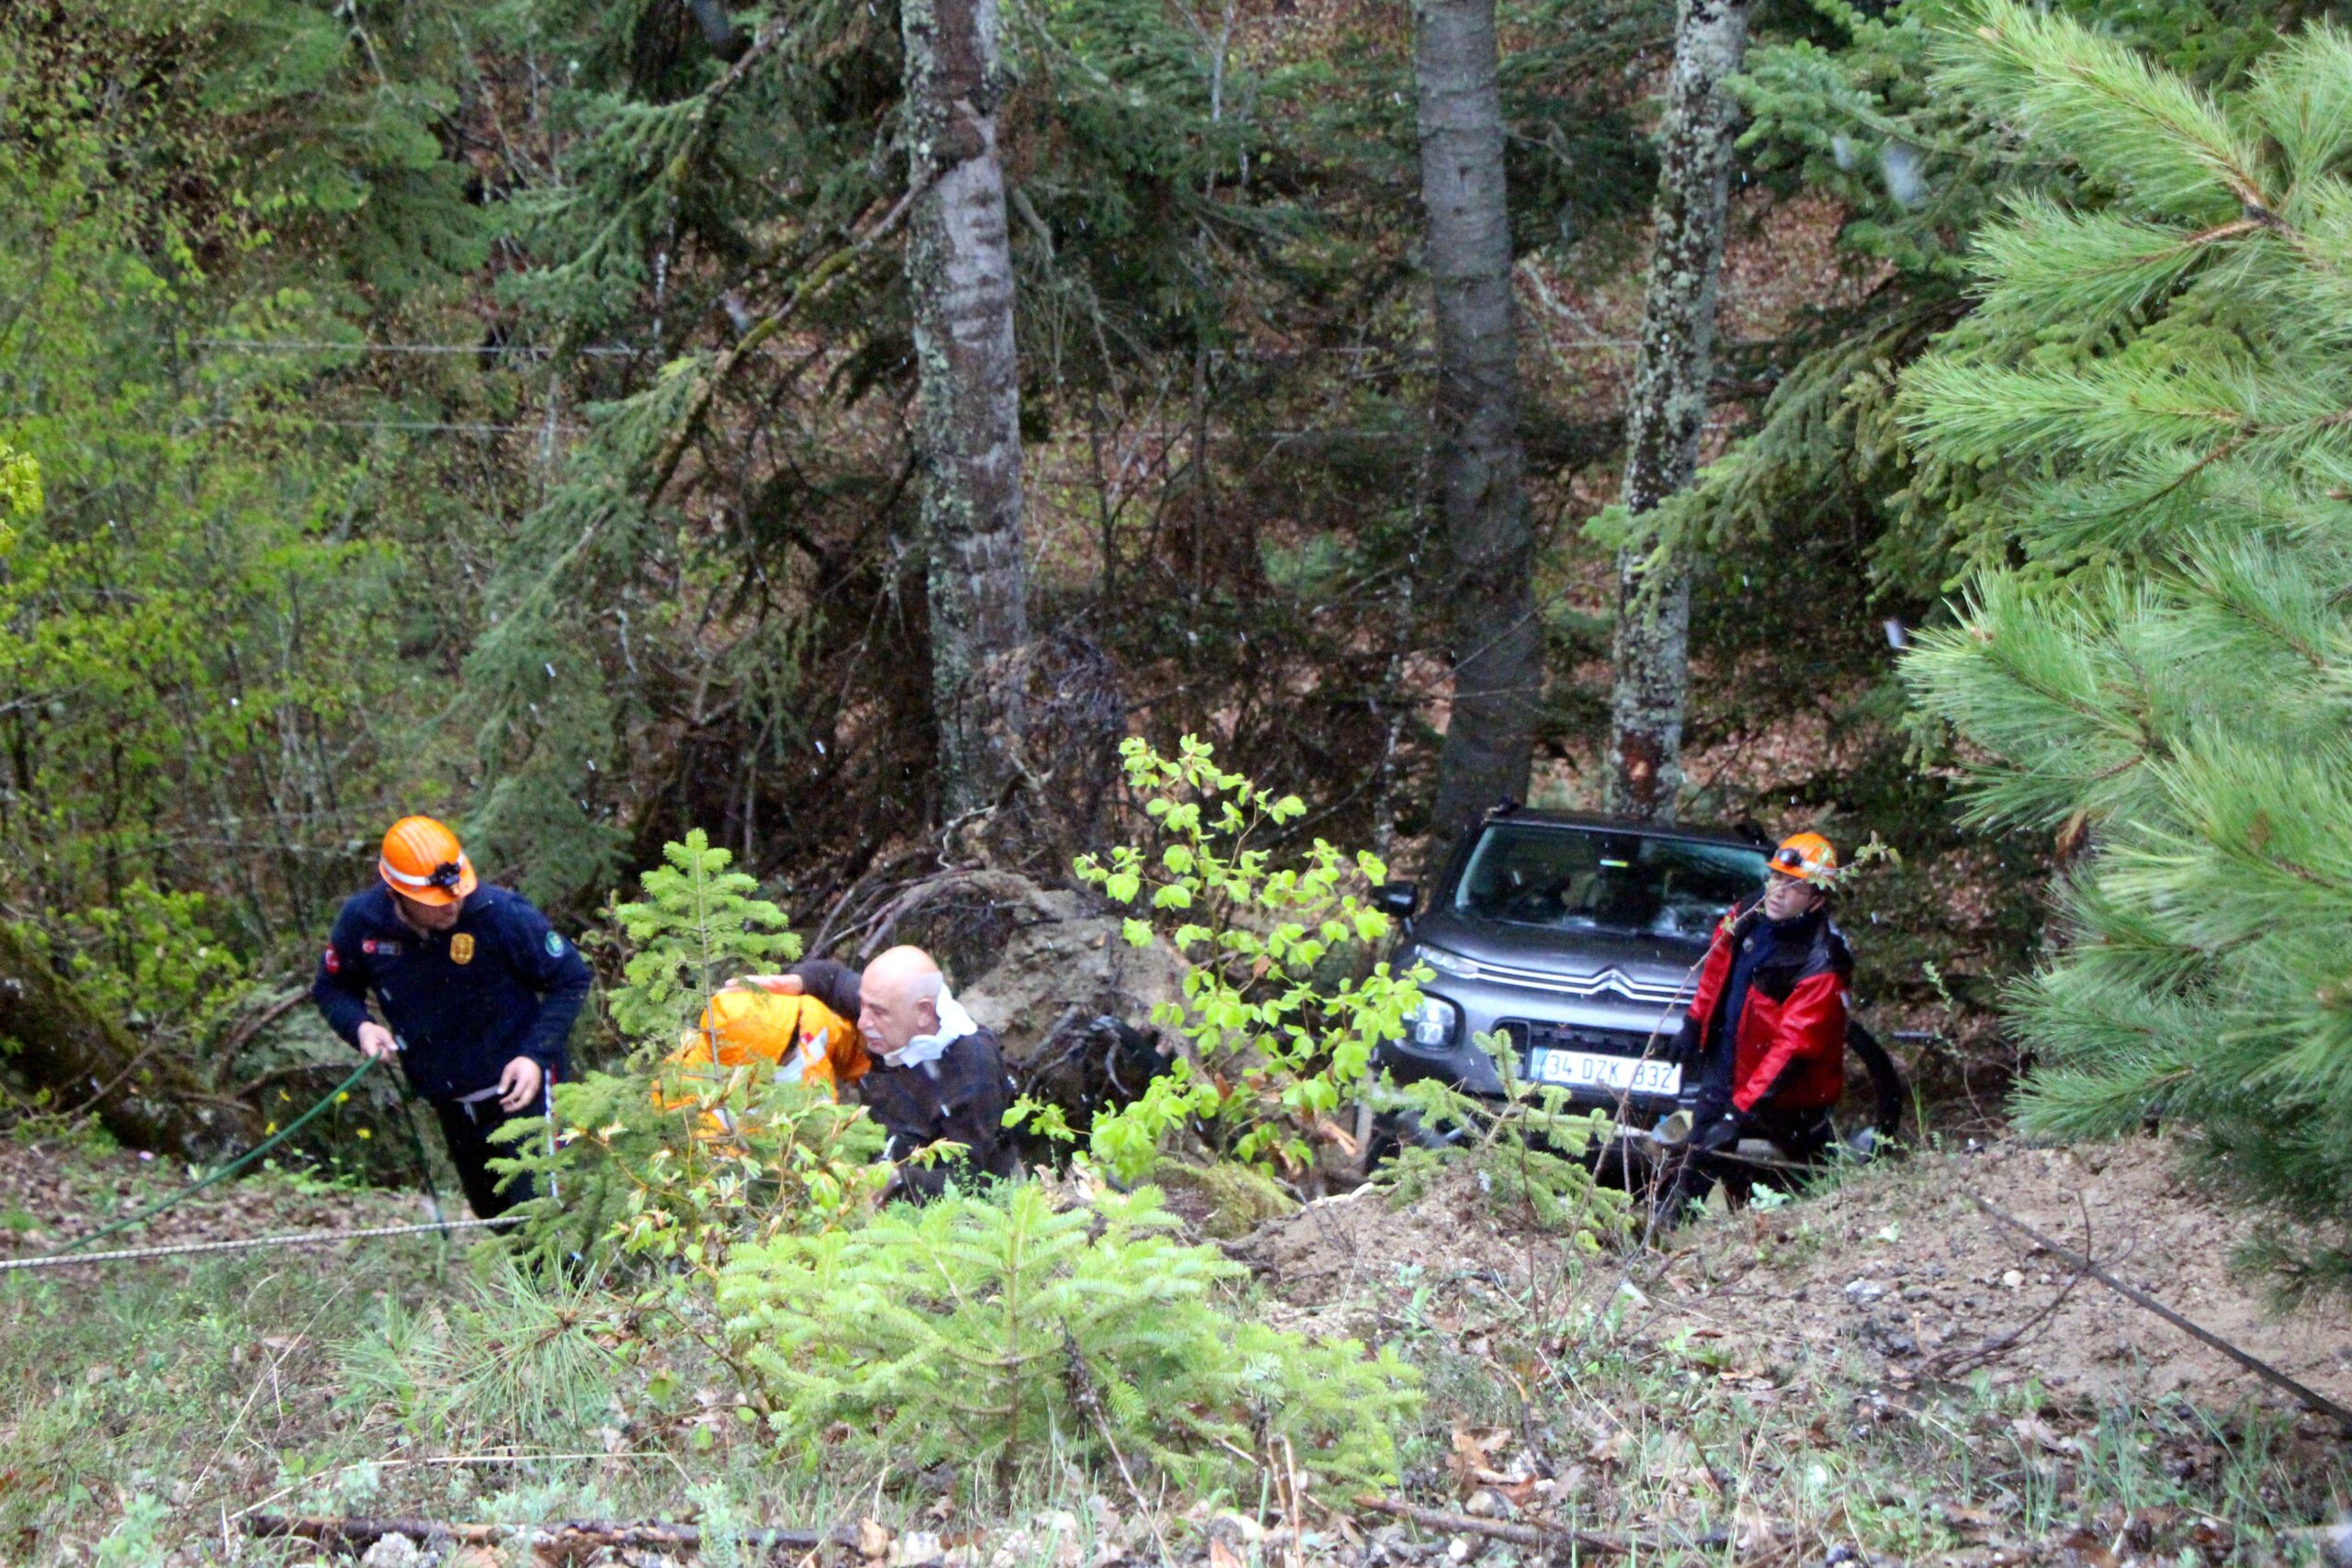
[1375,881,1418,920]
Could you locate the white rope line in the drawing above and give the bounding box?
[0,1217,506,1272]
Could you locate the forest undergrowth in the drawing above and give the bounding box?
[3,1124,2344,1567]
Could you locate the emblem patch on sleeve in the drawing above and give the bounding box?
[450,932,477,965]
[545,931,566,957]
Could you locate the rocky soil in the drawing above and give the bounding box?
[1237,1132,2352,1425]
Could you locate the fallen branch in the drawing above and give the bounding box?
[1967,1191,2352,1435]
[1351,1495,1701,1559]
[244,1513,851,1557]
[642,164,940,503]
[216,986,313,1065]
[1926,1190,2093,1381]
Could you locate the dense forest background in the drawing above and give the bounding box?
[17,3,2352,1558]
[0,0,2338,1140]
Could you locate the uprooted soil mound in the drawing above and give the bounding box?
[1227,1167,1600,1337]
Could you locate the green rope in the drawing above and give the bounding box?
[390,1071,450,1235]
[50,1053,385,1258]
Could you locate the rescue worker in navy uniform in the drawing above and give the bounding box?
[311,816,592,1220]
[1655,831,1851,1227]
[735,944,1018,1201]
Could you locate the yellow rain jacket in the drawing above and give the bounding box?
[659,987,869,1126]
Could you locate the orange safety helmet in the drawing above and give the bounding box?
[379,816,479,906]
[1769,831,1838,884]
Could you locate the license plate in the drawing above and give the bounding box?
[1527,1048,1680,1098]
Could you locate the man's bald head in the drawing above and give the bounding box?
[859,945,944,1054]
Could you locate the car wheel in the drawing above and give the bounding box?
[1836,1021,1908,1157]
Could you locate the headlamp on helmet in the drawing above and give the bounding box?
[379,816,479,906]
[1769,831,1838,885]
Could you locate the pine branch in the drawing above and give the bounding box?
[1944,0,2272,220]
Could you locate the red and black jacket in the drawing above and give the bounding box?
[1681,905,1850,1114]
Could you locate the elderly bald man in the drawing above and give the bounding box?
[740,944,1019,1201]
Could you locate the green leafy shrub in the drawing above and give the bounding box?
[1075,736,1423,1181]
[502,830,887,1274]
[0,437,35,553]
[718,1182,1419,1488]
[58,882,254,1048]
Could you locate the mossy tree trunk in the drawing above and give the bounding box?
[903,0,1031,821]
[1416,0,1539,860]
[0,922,263,1161]
[1605,0,1749,823]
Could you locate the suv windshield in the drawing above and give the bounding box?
[1453,825,1767,941]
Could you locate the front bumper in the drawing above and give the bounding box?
[1374,980,1692,1120]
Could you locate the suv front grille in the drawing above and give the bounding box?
[1498,1020,1664,1059]
[1462,958,1690,1007]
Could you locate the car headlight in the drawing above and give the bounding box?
[1408,994,1462,1050]
[1412,944,1482,980]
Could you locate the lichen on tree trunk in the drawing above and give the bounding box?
[1606,0,1749,824]
[0,922,262,1161]
[1415,0,1540,859]
[902,0,1032,821]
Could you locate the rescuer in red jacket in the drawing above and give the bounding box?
[1654,831,1850,1226]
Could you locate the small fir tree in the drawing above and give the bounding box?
[1900,2,2352,1294]
[606,829,803,1045]
[502,830,886,1275]
[718,1181,1419,1488]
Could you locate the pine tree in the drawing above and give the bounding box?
[606,829,802,1045]
[1900,2,2352,1294]
[1617,0,2334,603]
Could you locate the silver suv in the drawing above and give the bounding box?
[1373,808,1903,1154]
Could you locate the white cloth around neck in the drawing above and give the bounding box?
[877,991,978,1069]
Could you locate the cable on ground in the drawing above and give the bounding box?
[46,1054,385,1258]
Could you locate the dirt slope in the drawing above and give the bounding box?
[0,1131,438,1265]
[1675,1134,2352,1417]
[1238,1134,2352,1423]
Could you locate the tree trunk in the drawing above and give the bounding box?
[903,0,1031,821]
[0,922,263,1161]
[1605,0,1749,823]
[1416,0,1540,860]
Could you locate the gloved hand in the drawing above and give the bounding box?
[1667,1015,1703,1068]
[1693,1110,1744,1154]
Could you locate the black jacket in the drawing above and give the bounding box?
[859,1028,1020,1201]
[312,884,590,1100]
[787,958,864,1022]
[786,959,1017,1200]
